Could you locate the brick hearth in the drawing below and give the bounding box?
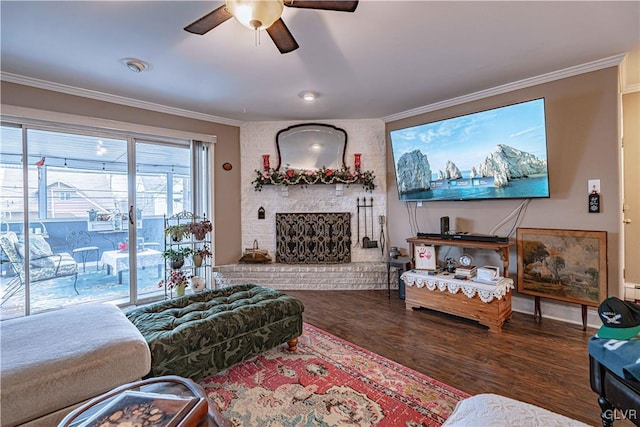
[213,262,396,291]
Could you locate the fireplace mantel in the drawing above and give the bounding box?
[252,167,375,192]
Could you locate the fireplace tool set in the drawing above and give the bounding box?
[356,197,379,249]
[378,214,386,256]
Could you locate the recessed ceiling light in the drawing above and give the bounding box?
[123,58,148,73]
[299,91,318,102]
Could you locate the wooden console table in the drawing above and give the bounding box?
[406,236,515,278]
[402,270,514,333]
[404,236,516,333]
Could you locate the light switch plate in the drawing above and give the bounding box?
[588,179,600,193]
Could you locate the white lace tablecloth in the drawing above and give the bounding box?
[101,249,163,275]
[400,270,514,303]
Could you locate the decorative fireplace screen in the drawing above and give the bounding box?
[276,212,351,264]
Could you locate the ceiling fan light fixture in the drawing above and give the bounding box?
[123,58,148,73]
[226,0,284,30]
[299,91,318,102]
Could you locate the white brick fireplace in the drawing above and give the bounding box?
[214,119,391,291]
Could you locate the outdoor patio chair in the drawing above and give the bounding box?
[0,232,79,298]
[21,221,49,238]
[140,228,161,250]
[66,230,100,272]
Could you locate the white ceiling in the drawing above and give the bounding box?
[1,1,639,125]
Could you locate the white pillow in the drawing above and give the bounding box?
[15,235,54,265]
[30,235,53,257]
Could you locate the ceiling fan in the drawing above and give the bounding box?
[184,0,359,54]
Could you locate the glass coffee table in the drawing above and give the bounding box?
[58,375,231,427]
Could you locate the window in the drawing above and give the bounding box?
[0,121,213,319]
[57,191,71,201]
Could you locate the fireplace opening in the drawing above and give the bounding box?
[276,212,351,264]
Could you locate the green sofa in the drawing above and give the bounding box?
[125,284,304,381]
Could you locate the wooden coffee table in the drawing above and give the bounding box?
[58,375,231,427]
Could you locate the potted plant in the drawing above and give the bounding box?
[163,247,192,270]
[158,270,192,297]
[192,244,212,268]
[164,224,190,242]
[188,220,212,241]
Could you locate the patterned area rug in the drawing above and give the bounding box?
[200,323,469,426]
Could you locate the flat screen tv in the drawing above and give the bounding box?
[389,98,550,202]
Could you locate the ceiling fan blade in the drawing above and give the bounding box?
[184,5,233,35]
[266,19,299,54]
[284,1,358,12]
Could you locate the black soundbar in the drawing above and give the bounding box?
[416,232,509,243]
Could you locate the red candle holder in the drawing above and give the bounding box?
[262,154,270,171]
[354,153,362,171]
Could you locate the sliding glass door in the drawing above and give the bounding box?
[133,140,192,302]
[0,122,203,319]
[0,125,28,315]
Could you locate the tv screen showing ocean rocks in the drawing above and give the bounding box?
[389,98,550,202]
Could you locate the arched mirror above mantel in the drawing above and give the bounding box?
[253,123,375,192]
[276,123,347,171]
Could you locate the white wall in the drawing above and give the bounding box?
[240,119,387,262]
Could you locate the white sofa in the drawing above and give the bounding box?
[1,303,151,426]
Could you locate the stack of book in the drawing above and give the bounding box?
[454,265,477,280]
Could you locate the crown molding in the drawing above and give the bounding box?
[622,83,640,94]
[382,54,627,123]
[0,72,244,127]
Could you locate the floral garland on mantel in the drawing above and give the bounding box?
[252,167,376,192]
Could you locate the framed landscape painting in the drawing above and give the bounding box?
[516,228,607,306]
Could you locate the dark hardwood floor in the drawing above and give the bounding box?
[285,289,619,426]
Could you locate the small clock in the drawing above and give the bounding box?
[459,254,473,267]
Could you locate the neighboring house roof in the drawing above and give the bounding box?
[0,166,172,220]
